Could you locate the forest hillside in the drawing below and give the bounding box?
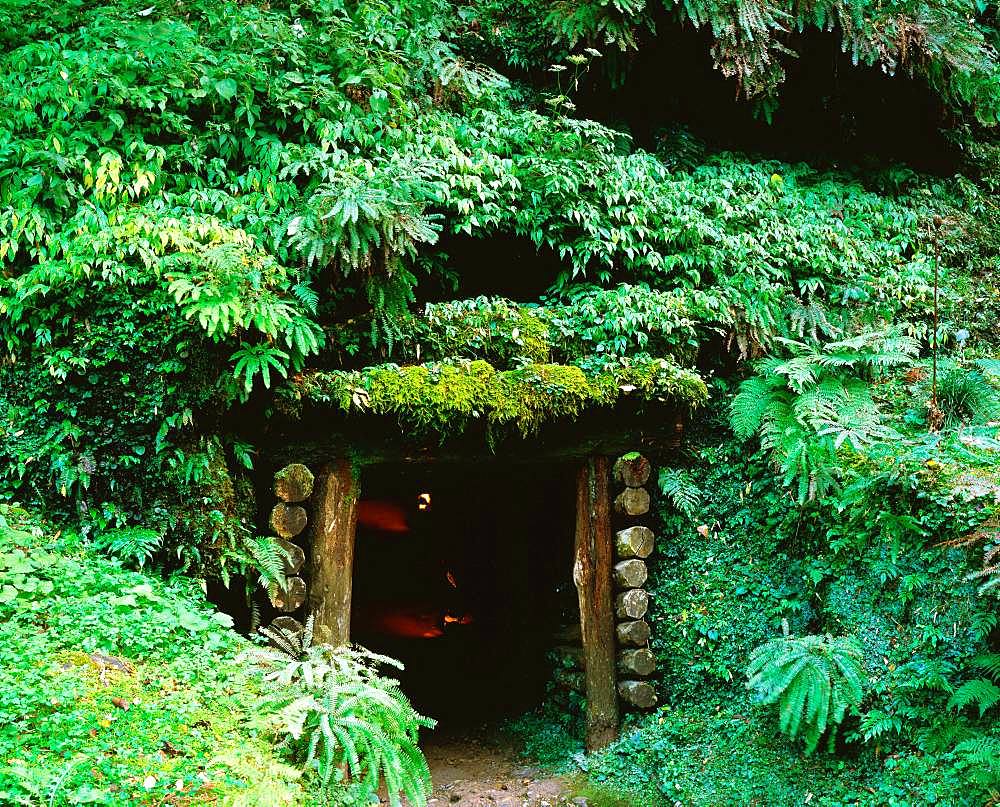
[0,1,998,805]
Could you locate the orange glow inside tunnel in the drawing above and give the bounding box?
[357,604,475,639]
[356,499,410,533]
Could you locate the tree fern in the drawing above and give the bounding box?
[747,634,866,753]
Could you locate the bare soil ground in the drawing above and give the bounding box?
[390,731,588,807]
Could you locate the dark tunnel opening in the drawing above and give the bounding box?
[350,461,578,731]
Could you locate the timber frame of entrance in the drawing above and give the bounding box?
[258,407,681,750]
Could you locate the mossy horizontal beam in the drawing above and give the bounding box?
[276,357,707,439]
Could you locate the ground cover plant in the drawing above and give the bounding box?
[2,0,1000,804]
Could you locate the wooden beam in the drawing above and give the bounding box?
[307,459,359,646]
[573,456,619,751]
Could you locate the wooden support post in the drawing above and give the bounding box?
[574,456,619,751]
[307,459,359,646]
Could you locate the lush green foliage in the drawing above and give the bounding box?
[3,0,988,579]
[242,620,434,807]
[730,331,919,502]
[0,506,433,806]
[474,0,1000,120]
[3,0,1000,804]
[0,504,304,806]
[747,633,866,753]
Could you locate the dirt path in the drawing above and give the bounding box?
[392,732,588,807]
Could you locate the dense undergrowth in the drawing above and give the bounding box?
[513,357,1000,804]
[0,504,304,805]
[3,0,1000,804]
[0,504,433,806]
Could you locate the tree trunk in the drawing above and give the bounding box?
[614,487,650,516]
[307,459,359,646]
[613,454,651,487]
[618,648,656,676]
[618,680,657,709]
[615,588,649,620]
[615,526,654,559]
[614,558,648,589]
[574,456,619,751]
[616,619,651,646]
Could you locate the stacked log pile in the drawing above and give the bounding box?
[265,463,315,634]
[612,454,657,710]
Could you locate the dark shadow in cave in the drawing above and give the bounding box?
[418,231,565,304]
[573,24,959,173]
[351,462,577,731]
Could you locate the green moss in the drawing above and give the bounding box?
[281,357,707,437]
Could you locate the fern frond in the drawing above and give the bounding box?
[948,679,1000,717]
[970,654,1000,679]
[94,527,163,567]
[730,376,780,439]
[746,634,865,754]
[658,469,702,518]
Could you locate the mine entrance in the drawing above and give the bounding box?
[351,461,577,729]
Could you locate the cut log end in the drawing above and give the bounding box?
[614,558,648,589]
[615,588,649,620]
[270,576,307,612]
[614,487,650,517]
[619,648,656,677]
[274,463,315,502]
[270,503,308,538]
[615,526,654,559]
[613,454,651,487]
[269,616,304,641]
[274,538,305,575]
[616,619,651,647]
[618,679,657,709]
